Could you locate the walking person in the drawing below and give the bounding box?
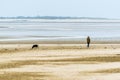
[87,36,91,48]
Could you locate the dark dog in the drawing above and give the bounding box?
[32,44,39,49]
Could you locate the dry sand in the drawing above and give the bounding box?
[0,44,120,80]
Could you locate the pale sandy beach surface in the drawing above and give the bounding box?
[0,44,120,80]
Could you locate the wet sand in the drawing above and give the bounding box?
[0,44,120,80]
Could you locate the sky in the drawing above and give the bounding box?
[0,0,120,18]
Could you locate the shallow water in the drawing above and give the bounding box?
[0,19,120,41]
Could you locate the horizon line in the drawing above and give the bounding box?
[0,16,119,20]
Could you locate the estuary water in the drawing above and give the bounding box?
[0,19,120,42]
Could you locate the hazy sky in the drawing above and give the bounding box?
[0,0,120,18]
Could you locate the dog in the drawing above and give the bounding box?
[32,44,39,49]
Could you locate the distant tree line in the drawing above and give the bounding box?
[0,16,108,20]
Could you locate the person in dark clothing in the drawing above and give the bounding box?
[87,36,91,48]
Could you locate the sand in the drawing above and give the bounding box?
[0,44,120,80]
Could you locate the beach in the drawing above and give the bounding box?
[1,0,120,79]
[0,19,119,80]
[0,44,120,80]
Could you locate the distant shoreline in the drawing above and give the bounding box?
[0,39,120,44]
[0,16,109,20]
[0,36,120,44]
